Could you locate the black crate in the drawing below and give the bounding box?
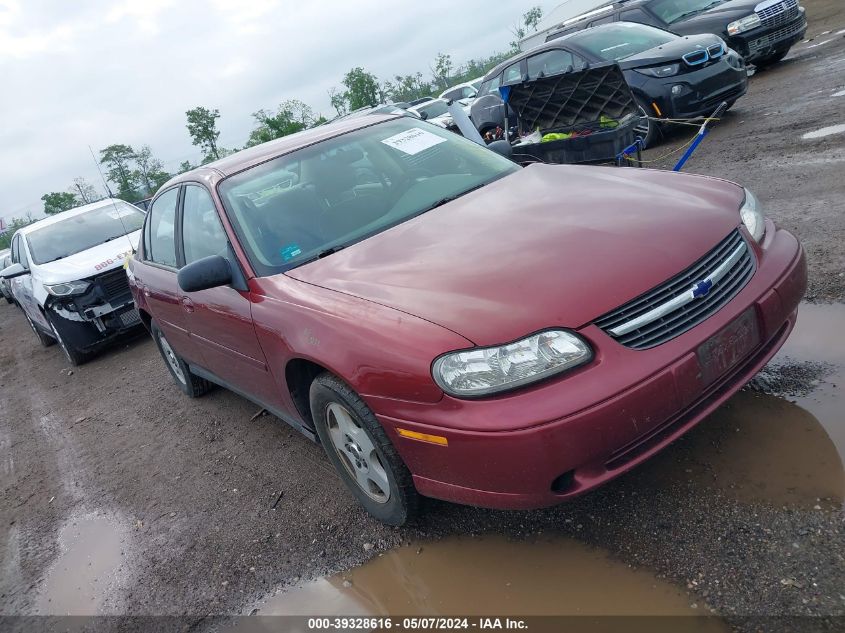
[506,62,639,164]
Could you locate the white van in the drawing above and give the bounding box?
[519,0,612,50]
[0,199,144,365]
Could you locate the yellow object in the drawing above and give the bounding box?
[397,428,449,446]
[651,102,663,117]
[600,115,619,128]
[542,132,572,142]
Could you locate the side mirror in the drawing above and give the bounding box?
[0,263,28,279]
[177,255,232,293]
[419,111,429,121]
[487,140,513,159]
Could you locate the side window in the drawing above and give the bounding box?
[481,73,502,96]
[503,62,523,85]
[589,15,615,26]
[526,49,576,79]
[620,8,662,27]
[147,187,179,267]
[182,185,228,265]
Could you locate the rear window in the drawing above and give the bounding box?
[570,23,675,61]
[26,202,144,265]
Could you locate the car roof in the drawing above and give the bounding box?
[483,20,667,79]
[17,198,137,237]
[159,114,401,191]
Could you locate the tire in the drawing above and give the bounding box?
[755,49,789,68]
[46,312,90,365]
[25,312,56,348]
[634,98,660,149]
[151,321,213,397]
[310,373,419,525]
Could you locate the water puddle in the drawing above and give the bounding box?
[833,89,845,97]
[802,124,845,139]
[634,303,845,508]
[255,535,726,625]
[35,514,125,615]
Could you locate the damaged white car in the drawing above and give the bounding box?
[0,199,144,365]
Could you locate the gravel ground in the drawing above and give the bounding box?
[1,2,844,631]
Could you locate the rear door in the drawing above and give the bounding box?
[135,186,196,359]
[177,184,282,408]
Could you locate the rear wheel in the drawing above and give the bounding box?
[46,312,90,366]
[151,321,212,397]
[25,312,55,348]
[310,373,419,525]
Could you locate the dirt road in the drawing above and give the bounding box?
[1,2,844,630]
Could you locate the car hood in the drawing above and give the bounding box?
[674,0,760,26]
[617,34,723,69]
[286,165,744,346]
[35,231,140,284]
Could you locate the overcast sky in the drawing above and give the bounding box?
[0,0,556,223]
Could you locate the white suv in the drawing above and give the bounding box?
[0,199,145,365]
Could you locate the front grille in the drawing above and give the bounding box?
[756,0,800,29]
[594,230,755,349]
[96,268,131,302]
[749,18,806,53]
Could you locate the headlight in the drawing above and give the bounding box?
[432,330,592,398]
[727,14,761,36]
[44,280,91,296]
[634,63,680,78]
[740,188,765,242]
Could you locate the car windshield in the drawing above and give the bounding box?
[218,118,520,276]
[413,100,450,119]
[26,202,144,265]
[648,0,726,24]
[572,23,676,61]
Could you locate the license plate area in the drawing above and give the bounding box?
[697,307,761,385]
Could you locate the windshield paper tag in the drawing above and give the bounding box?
[280,244,302,262]
[380,128,447,155]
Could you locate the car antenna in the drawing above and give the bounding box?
[89,145,136,255]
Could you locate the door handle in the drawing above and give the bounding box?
[180,297,195,313]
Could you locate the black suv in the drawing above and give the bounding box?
[547,0,806,67]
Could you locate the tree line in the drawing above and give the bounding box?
[2,6,542,246]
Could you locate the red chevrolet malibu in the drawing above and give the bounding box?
[128,115,806,525]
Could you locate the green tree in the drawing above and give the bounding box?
[41,192,80,215]
[70,177,100,204]
[431,52,453,90]
[99,144,140,200]
[132,145,171,196]
[178,160,196,174]
[341,67,382,111]
[510,6,543,51]
[328,86,348,117]
[246,100,315,147]
[186,106,223,161]
[0,215,36,250]
[384,72,433,103]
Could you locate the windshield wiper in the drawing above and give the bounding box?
[317,245,346,259]
[417,181,490,215]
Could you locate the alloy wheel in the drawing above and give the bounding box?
[325,402,391,503]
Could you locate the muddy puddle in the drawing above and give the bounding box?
[34,514,125,615]
[251,535,726,630]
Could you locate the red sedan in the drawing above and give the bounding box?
[128,115,806,525]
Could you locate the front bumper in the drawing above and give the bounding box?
[729,15,807,62]
[372,225,806,509]
[641,60,748,120]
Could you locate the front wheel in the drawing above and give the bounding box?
[310,373,419,525]
[25,312,55,348]
[634,98,660,149]
[46,312,89,365]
